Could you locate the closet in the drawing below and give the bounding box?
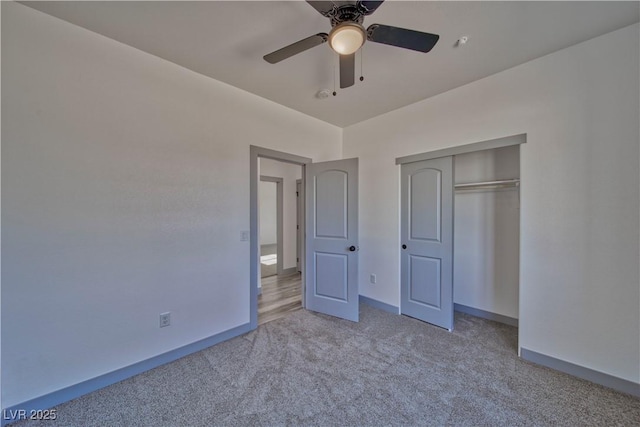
[453,145,520,325]
[398,135,522,331]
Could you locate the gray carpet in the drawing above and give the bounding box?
[12,305,640,426]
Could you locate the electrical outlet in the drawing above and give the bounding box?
[370,274,377,284]
[159,312,171,328]
[240,230,249,241]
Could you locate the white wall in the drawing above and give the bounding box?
[1,2,341,408]
[260,158,302,270]
[0,2,3,412]
[259,181,277,245]
[454,146,520,319]
[343,24,639,384]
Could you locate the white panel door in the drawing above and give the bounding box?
[306,158,358,322]
[401,156,454,330]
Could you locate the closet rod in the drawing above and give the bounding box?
[455,178,520,190]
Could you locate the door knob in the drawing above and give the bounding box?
[348,245,358,252]
[402,244,407,249]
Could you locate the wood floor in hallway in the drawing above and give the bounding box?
[258,272,302,325]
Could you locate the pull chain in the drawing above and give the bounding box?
[333,54,337,96]
[359,47,364,82]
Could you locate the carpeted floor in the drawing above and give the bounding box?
[12,305,640,426]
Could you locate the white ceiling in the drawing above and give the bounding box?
[21,1,639,127]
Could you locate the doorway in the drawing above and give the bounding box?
[250,146,361,328]
[257,160,303,325]
[250,147,310,329]
[452,145,520,327]
[397,134,524,333]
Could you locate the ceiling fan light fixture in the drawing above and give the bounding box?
[329,22,365,55]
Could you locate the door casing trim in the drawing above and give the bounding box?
[395,133,525,165]
[250,146,311,330]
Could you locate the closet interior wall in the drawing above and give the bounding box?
[453,145,520,320]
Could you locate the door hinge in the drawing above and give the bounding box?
[296,191,299,197]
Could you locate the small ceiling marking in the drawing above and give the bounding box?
[456,36,469,47]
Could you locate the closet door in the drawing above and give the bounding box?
[401,156,454,330]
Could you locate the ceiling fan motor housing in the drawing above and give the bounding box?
[329,5,365,26]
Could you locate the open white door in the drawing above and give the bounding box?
[401,156,454,330]
[305,158,359,322]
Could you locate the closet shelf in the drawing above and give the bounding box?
[455,179,520,191]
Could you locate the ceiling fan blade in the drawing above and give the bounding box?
[367,24,439,53]
[306,1,337,17]
[357,0,385,15]
[264,33,329,64]
[340,53,355,88]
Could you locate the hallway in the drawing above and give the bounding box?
[258,272,302,325]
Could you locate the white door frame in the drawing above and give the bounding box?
[250,146,311,330]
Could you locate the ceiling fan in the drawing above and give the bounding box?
[263,0,440,89]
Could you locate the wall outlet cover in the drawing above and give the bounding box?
[159,312,171,328]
